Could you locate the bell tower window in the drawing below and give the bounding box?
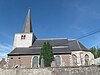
[21,35,26,40]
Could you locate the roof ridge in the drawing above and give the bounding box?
[36,38,67,40]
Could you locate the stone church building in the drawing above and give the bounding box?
[7,9,94,68]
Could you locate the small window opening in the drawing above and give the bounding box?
[11,57,13,59]
[21,35,26,40]
[18,57,20,59]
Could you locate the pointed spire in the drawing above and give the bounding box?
[23,9,33,33]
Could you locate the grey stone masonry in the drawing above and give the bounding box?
[0,65,100,75]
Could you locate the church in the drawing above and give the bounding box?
[7,9,94,68]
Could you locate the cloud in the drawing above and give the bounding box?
[0,31,13,61]
[0,44,12,51]
[0,53,8,61]
[0,43,12,61]
[0,53,7,57]
[0,44,12,52]
[0,32,13,40]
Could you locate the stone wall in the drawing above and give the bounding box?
[0,66,100,75]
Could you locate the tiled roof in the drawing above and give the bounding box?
[32,38,68,47]
[8,38,89,56]
[8,47,70,56]
[68,39,88,51]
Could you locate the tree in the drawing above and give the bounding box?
[97,48,100,57]
[39,42,54,67]
[90,47,98,58]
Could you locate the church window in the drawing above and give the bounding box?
[21,35,26,40]
[72,54,77,66]
[85,54,89,65]
[32,56,38,68]
[55,56,61,66]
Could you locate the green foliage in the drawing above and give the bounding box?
[90,47,97,58]
[90,47,100,58]
[39,42,54,67]
[97,48,100,57]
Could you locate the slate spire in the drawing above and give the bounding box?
[23,9,32,33]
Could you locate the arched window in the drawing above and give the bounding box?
[72,54,77,66]
[32,56,38,68]
[55,56,61,66]
[85,54,89,65]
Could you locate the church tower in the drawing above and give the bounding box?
[13,9,36,49]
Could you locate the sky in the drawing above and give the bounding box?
[0,0,100,60]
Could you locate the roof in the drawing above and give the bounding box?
[68,39,88,51]
[32,38,68,47]
[8,47,71,56]
[8,38,89,56]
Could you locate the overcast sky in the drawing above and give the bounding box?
[0,0,100,60]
